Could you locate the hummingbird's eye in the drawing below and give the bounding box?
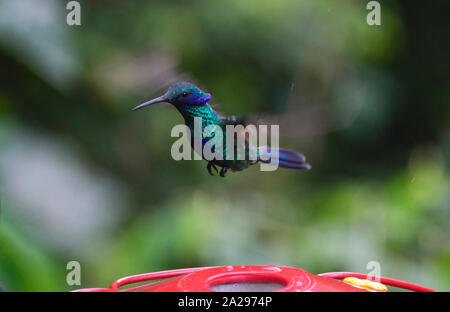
[181,92,189,97]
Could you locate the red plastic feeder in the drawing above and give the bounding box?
[74,265,437,292]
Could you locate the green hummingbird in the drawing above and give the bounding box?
[133,82,310,177]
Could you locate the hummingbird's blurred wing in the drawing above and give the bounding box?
[220,113,279,143]
[219,115,261,147]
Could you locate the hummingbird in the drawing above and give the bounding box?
[133,82,310,177]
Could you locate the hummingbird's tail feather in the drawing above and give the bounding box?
[258,147,311,170]
[277,158,311,170]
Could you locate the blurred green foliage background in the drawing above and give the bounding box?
[0,0,448,291]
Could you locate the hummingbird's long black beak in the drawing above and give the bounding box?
[132,95,167,111]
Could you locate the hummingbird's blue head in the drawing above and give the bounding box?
[133,82,211,111]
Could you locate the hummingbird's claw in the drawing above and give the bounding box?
[207,162,219,176]
[220,167,228,178]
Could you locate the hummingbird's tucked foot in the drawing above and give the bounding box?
[220,167,228,178]
[207,162,219,176]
